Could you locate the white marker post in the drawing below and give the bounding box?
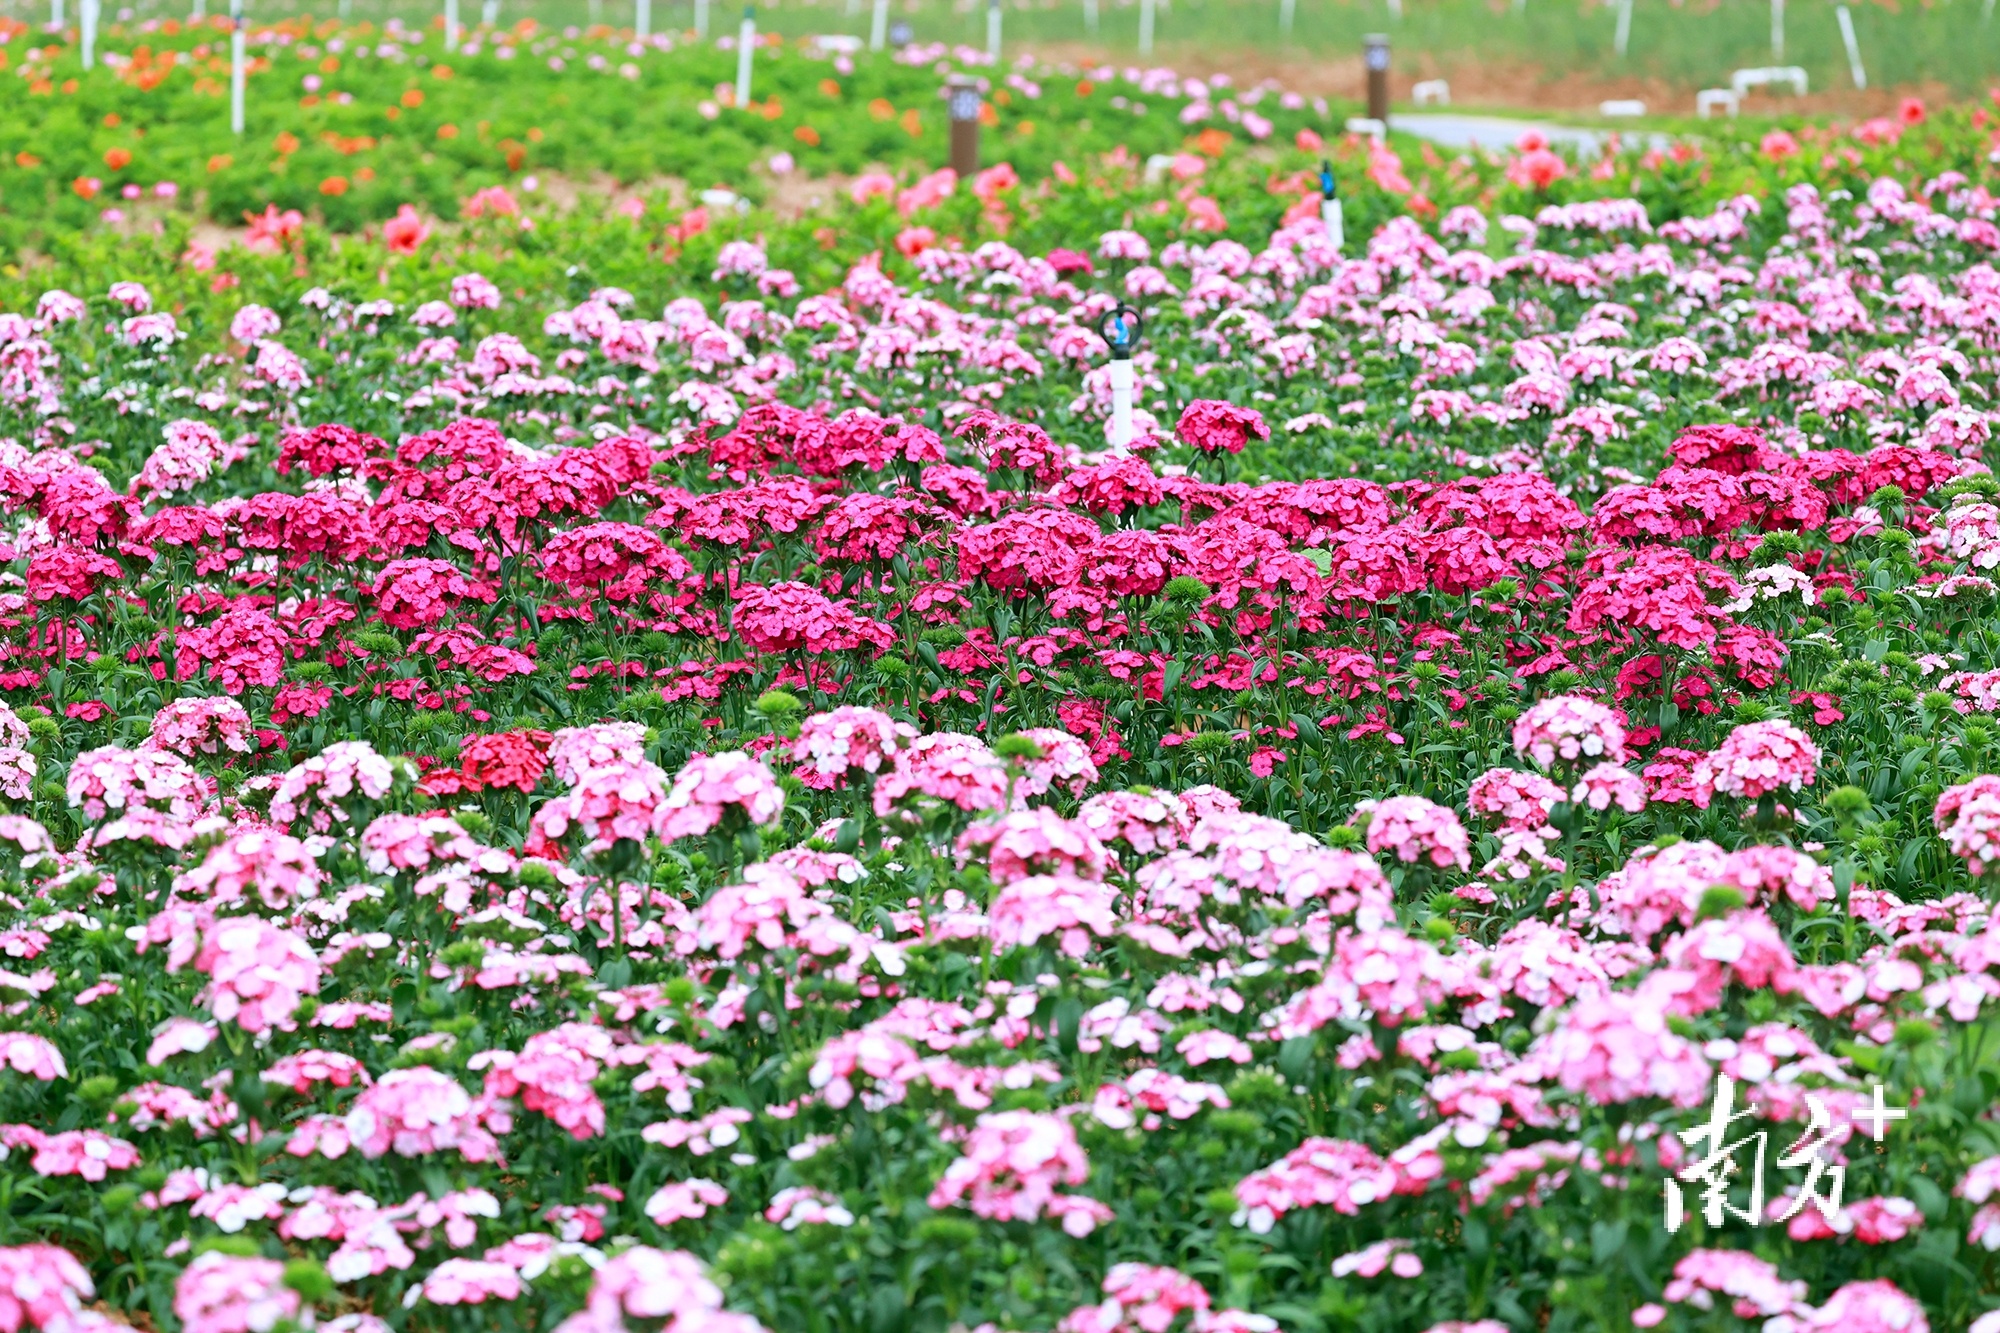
[870,0,887,47]
[1770,0,1783,60]
[1138,0,1154,53]
[51,0,63,31]
[636,0,650,37]
[483,0,500,25]
[1083,0,1096,32]
[1836,4,1865,87]
[1099,305,1142,450]
[444,0,460,50]
[229,0,246,135]
[1614,0,1632,58]
[1319,160,1343,253]
[735,4,755,106]
[1279,0,1294,36]
[80,0,96,68]
[986,0,1000,60]
[696,0,710,37]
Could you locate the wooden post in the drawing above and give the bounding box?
[1364,32,1389,122]
[948,76,980,179]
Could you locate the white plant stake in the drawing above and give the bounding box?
[52,0,64,32]
[1279,0,1294,36]
[870,0,888,48]
[735,4,755,107]
[1083,0,1097,32]
[229,0,246,135]
[636,0,649,38]
[986,0,999,60]
[695,0,710,37]
[445,0,460,50]
[1837,4,1866,88]
[80,0,96,68]
[1614,0,1632,58]
[1138,0,1154,54]
[1770,0,1783,60]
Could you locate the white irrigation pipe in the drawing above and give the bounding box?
[229,0,245,135]
[734,4,754,105]
[1836,4,1866,87]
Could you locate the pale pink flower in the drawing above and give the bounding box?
[1354,796,1471,871]
[1511,696,1627,768]
[1692,719,1820,802]
[654,752,785,842]
[174,1253,297,1333]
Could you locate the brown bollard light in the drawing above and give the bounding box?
[1364,33,1391,124]
[948,77,982,181]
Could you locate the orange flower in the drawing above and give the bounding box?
[1194,127,1231,158]
[102,112,121,127]
[13,152,39,168]
[319,175,349,195]
[274,131,300,155]
[818,78,840,96]
[355,167,375,182]
[527,127,543,142]
[1076,79,1094,96]
[385,106,400,120]
[793,125,820,146]
[319,55,339,73]
[901,108,922,136]
[436,124,459,140]
[432,63,453,79]
[208,154,233,172]
[28,79,51,96]
[867,98,894,122]
[400,88,424,108]
[382,203,430,254]
[60,79,77,94]
[103,147,132,171]
[759,99,782,121]
[71,176,101,199]
[976,102,997,128]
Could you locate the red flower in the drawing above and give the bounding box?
[382,204,432,254]
[460,729,554,792]
[1176,400,1270,455]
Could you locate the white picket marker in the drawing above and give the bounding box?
[870,0,887,46]
[1083,0,1097,32]
[1138,0,1154,53]
[444,0,459,50]
[985,0,999,59]
[1836,4,1866,87]
[1770,0,1783,60]
[735,4,755,106]
[1614,0,1632,58]
[229,0,246,135]
[636,0,650,37]
[1279,0,1294,36]
[695,0,710,37]
[80,0,96,67]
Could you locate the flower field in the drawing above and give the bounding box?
[3,58,2000,1333]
